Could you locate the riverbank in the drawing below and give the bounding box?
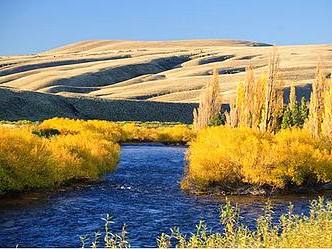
[0,118,194,196]
[182,180,332,196]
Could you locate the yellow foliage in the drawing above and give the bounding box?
[0,127,54,193]
[228,50,283,133]
[38,118,124,141]
[49,132,119,183]
[184,126,332,189]
[0,123,120,194]
[38,118,194,144]
[305,63,331,137]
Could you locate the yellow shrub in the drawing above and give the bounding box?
[156,125,195,143]
[119,122,194,143]
[49,132,119,183]
[38,118,124,142]
[0,125,120,194]
[0,127,54,193]
[38,118,194,144]
[120,123,158,142]
[184,127,332,189]
[38,117,84,134]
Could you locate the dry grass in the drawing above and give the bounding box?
[0,87,197,123]
[1,40,331,104]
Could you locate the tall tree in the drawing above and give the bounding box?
[321,79,332,138]
[306,63,329,137]
[260,48,284,132]
[193,68,222,130]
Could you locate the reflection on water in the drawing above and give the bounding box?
[0,145,330,247]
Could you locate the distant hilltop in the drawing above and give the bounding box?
[45,39,272,54]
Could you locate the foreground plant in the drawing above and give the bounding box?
[158,197,332,248]
[81,198,332,248]
[80,214,129,249]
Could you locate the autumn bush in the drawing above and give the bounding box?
[37,118,194,144]
[0,125,120,195]
[48,132,120,184]
[183,126,332,190]
[120,122,194,144]
[38,118,124,141]
[0,127,55,193]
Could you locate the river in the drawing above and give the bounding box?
[0,144,326,247]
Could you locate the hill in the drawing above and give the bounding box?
[0,39,331,121]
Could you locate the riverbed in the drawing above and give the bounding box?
[0,144,326,247]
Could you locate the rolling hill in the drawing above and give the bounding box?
[0,39,331,122]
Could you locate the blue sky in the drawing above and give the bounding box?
[1,0,332,55]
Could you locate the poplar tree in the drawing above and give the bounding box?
[321,80,332,137]
[193,68,222,130]
[306,63,328,137]
[260,48,284,132]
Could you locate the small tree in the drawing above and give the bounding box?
[251,74,266,129]
[193,68,222,130]
[299,96,309,124]
[281,108,292,129]
[281,86,304,129]
[321,79,332,138]
[305,63,329,137]
[236,81,246,127]
[225,96,238,127]
[226,49,284,134]
[260,48,284,132]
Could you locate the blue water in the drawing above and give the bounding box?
[0,145,327,247]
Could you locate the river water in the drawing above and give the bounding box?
[0,144,327,247]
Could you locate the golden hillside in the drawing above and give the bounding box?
[0,39,331,122]
[2,39,331,105]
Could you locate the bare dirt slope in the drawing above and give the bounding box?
[0,39,331,121]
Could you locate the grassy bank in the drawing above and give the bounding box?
[0,118,194,195]
[182,126,332,193]
[80,197,332,248]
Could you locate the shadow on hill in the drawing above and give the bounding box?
[0,87,197,123]
[39,55,192,93]
[0,55,131,77]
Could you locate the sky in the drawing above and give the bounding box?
[1,0,332,55]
